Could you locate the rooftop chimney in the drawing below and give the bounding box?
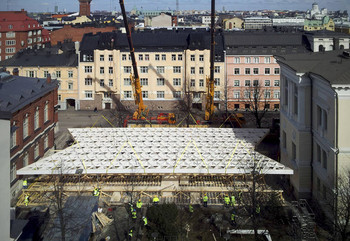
[79,0,92,17]
[12,68,19,76]
[46,73,51,84]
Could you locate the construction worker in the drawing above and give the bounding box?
[93,187,100,197]
[136,199,142,210]
[128,229,133,239]
[231,212,236,225]
[231,194,236,207]
[153,195,159,205]
[22,179,28,189]
[129,203,134,213]
[256,204,261,215]
[224,194,230,207]
[203,193,208,207]
[24,194,29,206]
[132,209,137,219]
[143,216,148,226]
[189,204,194,214]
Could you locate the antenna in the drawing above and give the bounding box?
[176,0,179,12]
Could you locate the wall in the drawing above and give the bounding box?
[0,119,10,241]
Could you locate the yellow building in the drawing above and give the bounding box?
[304,16,335,31]
[223,17,244,30]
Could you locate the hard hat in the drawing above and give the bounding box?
[204,193,207,195]
[143,216,145,218]
[139,199,141,201]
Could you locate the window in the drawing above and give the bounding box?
[265,68,270,75]
[6,32,15,38]
[44,135,48,150]
[145,54,149,60]
[85,66,92,73]
[199,67,204,74]
[124,78,131,86]
[11,127,17,148]
[140,66,148,73]
[264,57,271,63]
[245,68,251,75]
[103,92,110,99]
[157,66,165,73]
[44,101,49,122]
[109,55,113,61]
[124,91,132,98]
[27,38,32,44]
[5,40,16,46]
[282,131,286,149]
[292,142,296,162]
[109,79,113,87]
[274,68,280,75]
[68,82,73,90]
[85,78,92,85]
[253,57,259,63]
[214,91,220,100]
[155,54,160,61]
[44,71,49,78]
[265,80,270,87]
[173,91,181,99]
[34,144,39,159]
[214,78,220,86]
[199,79,204,87]
[157,78,165,86]
[316,144,321,163]
[161,54,166,60]
[214,66,220,73]
[23,152,28,167]
[322,150,327,169]
[191,67,195,74]
[244,90,251,99]
[190,79,195,87]
[190,55,195,61]
[10,162,16,182]
[58,81,61,90]
[5,47,15,53]
[293,83,298,115]
[274,91,280,99]
[199,55,204,61]
[193,92,201,99]
[274,80,280,86]
[26,70,36,78]
[317,106,328,132]
[140,78,148,86]
[68,70,73,78]
[178,54,183,60]
[234,80,240,86]
[284,79,289,107]
[253,80,259,86]
[253,68,259,75]
[234,91,240,99]
[173,78,181,86]
[142,91,148,99]
[100,55,104,61]
[82,54,93,62]
[83,91,92,99]
[157,91,165,99]
[245,57,251,63]
[172,54,176,61]
[234,57,240,63]
[100,67,104,74]
[138,54,143,61]
[234,68,240,75]
[264,90,271,99]
[58,95,61,101]
[124,66,131,73]
[100,79,104,87]
[108,67,113,74]
[245,80,251,86]
[173,66,181,73]
[122,54,127,60]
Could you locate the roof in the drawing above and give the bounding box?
[304,29,350,38]
[17,128,293,176]
[0,11,42,32]
[0,72,58,116]
[276,49,350,85]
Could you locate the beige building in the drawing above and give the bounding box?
[223,17,244,30]
[277,50,350,206]
[78,31,225,111]
[144,13,173,28]
[0,43,78,110]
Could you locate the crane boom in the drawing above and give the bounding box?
[119,0,148,120]
[205,0,216,121]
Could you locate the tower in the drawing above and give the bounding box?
[79,0,92,16]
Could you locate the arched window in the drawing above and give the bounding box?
[229,22,232,29]
[340,45,344,50]
[319,45,324,52]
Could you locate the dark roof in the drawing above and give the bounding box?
[0,72,58,117]
[0,44,77,68]
[42,196,98,241]
[276,49,350,85]
[304,29,350,38]
[10,219,29,239]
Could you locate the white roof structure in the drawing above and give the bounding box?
[18,128,293,176]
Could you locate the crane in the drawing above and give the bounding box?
[119,0,148,120]
[204,0,216,121]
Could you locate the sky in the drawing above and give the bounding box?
[1,0,350,13]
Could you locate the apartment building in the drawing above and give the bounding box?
[0,42,78,110]
[225,32,310,111]
[0,10,47,61]
[78,30,225,111]
[277,50,350,203]
[0,70,58,198]
[304,30,350,52]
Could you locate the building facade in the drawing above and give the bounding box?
[244,17,273,30]
[304,30,350,52]
[304,16,335,31]
[0,10,46,61]
[223,17,244,30]
[0,71,58,199]
[277,50,350,204]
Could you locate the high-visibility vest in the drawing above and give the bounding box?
[224,196,230,204]
[136,201,142,208]
[93,189,99,196]
[256,205,260,214]
[231,213,235,221]
[153,197,159,203]
[143,217,148,225]
[23,180,28,187]
[129,230,133,237]
[24,195,29,202]
[132,211,137,218]
[203,195,208,202]
[189,205,194,213]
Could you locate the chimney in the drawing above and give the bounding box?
[74,41,80,54]
[79,0,92,17]
[46,73,51,83]
[12,68,19,76]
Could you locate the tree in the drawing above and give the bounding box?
[241,81,272,128]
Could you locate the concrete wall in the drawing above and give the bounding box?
[0,119,10,241]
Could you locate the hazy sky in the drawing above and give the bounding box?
[2,0,350,13]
